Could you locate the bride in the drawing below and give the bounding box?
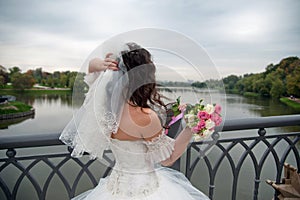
[60,42,210,200]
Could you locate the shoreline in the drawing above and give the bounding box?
[0,108,35,120]
[280,97,300,109]
[0,88,72,95]
[0,88,71,91]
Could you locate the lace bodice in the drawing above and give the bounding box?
[106,133,175,198]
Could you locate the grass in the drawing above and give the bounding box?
[243,92,260,98]
[280,97,300,109]
[1,85,13,89]
[21,89,71,94]
[0,101,33,114]
[0,88,72,95]
[225,89,240,94]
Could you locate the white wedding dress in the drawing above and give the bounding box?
[72,133,210,200]
[60,69,210,200]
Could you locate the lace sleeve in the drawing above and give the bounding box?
[143,133,175,164]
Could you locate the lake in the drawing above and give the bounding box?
[0,89,299,200]
[1,89,299,136]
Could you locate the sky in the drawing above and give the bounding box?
[0,0,299,81]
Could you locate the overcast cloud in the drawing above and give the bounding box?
[0,0,299,80]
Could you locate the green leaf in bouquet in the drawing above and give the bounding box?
[185,104,193,114]
[171,96,181,116]
[173,110,181,116]
[176,96,181,105]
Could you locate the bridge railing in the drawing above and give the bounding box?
[0,114,299,200]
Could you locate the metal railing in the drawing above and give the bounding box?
[0,114,300,200]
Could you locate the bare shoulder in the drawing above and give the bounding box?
[130,106,163,137]
[117,104,163,140]
[137,109,163,141]
[128,106,158,126]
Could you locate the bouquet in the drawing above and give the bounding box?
[172,97,222,142]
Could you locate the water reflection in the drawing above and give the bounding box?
[0,91,73,136]
[33,94,74,107]
[0,89,299,135]
[0,91,74,107]
[0,114,35,129]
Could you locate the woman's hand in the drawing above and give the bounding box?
[88,53,119,73]
[178,103,187,112]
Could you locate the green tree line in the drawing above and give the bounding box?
[222,56,300,98]
[1,56,298,97]
[0,66,84,91]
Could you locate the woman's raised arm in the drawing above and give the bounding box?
[88,53,119,73]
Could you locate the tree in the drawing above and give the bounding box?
[33,68,43,84]
[8,66,21,82]
[68,72,77,90]
[223,75,240,90]
[11,73,35,90]
[265,63,277,74]
[270,78,284,98]
[253,78,269,96]
[191,81,206,88]
[286,65,300,97]
[0,75,5,88]
[0,65,9,84]
[71,72,87,92]
[9,66,21,75]
[59,74,68,87]
[278,57,299,74]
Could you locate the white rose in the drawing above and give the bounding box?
[205,119,215,130]
[187,114,195,123]
[205,104,215,114]
[187,122,193,128]
[202,129,213,138]
[194,134,202,142]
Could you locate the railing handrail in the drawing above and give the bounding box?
[1,114,300,150]
[217,114,300,131]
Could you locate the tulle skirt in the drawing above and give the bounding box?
[72,167,210,200]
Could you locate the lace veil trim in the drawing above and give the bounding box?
[59,69,127,160]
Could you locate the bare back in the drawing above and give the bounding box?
[111,103,163,141]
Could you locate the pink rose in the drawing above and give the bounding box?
[192,126,200,133]
[214,104,222,114]
[211,113,217,121]
[216,117,222,126]
[211,113,222,126]
[197,119,206,130]
[197,111,211,120]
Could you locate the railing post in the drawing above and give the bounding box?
[253,179,260,200]
[209,184,215,199]
[185,146,191,179]
[6,148,16,158]
[253,128,266,199]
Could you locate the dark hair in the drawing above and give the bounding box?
[121,42,166,110]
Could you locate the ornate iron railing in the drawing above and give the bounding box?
[0,114,299,200]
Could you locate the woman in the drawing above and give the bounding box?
[60,42,210,200]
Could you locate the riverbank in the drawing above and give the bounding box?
[0,101,33,115]
[280,97,300,110]
[225,90,262,98]
[0,88,72,95]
